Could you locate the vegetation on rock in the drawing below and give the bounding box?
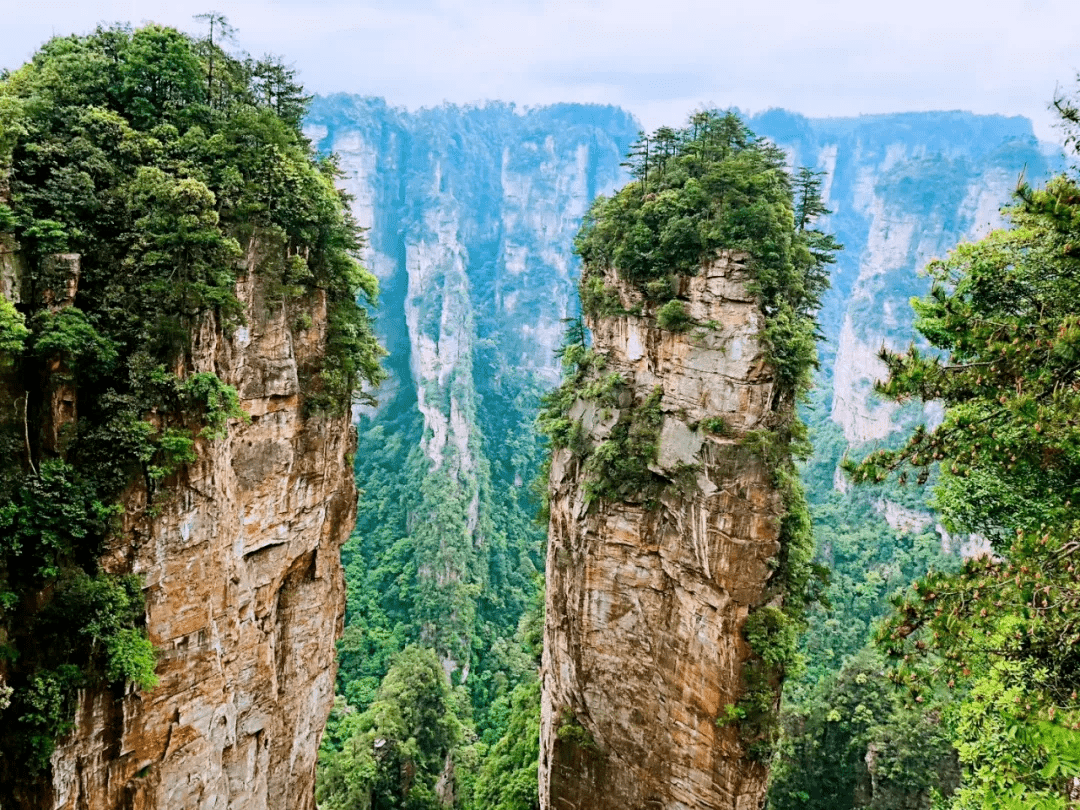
[575,111,838,396]
[0,22,382,780]
[541,110,838,763]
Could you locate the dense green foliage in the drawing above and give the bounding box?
[318,645,464,810]
[469,680,541,810]
[767,421,962,808]
[845,98,1080,808]
[789,404,958,681]
[0,22,382,782]
[769,649,956,810]
[0,24,382,411]
[467,585,543,810]
[338,401,544,726]
[330,345,546,807]
[320,571,545,810]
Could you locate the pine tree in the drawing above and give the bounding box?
[850,87,1080,809]
[192,11,235,107]
[620,131,650,194]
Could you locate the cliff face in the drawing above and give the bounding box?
[746,110,1062,452]
[42,252,356,810]
[540,255,783,810]
[303,98,638,685]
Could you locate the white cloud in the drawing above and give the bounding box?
[2,0,1077,141]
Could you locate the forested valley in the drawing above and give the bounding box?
[1,18,1079,810]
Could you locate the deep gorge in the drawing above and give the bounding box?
[2,23,1076,809]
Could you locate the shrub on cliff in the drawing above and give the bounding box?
[655,298,692,331]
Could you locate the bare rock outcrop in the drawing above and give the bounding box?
[540,253,786,810]
[41,257,356,810]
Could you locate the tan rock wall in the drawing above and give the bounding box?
[540,253,784,810]
[42,262,356,810]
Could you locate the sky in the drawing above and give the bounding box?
[3,0,1078,143]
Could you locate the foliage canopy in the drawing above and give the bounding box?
[574,111,838,395]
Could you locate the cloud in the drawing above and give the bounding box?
[2,0,1077,142]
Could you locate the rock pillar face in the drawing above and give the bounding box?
[540,253,784,810]
[43,267,356,810]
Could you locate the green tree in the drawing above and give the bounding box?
[317,646,463,810]
[849,95,1080,809]
[793,167,829,231]
[620,130,650,193]
[0,297,29,357]
[192,11,235,106]
[117,25,205,129]
[249,54,311,130]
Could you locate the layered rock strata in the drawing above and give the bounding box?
[40,247,356,810]
[540,253,785,810]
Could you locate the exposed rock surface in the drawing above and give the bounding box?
[746,110,1062,453]
[40,249,356,810]
[540,254,784,810]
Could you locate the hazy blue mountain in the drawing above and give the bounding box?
[749,109,1062,451]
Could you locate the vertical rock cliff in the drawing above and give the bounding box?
[0,30,381,809]
[540,256,786,810]
[29,252,356,810]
